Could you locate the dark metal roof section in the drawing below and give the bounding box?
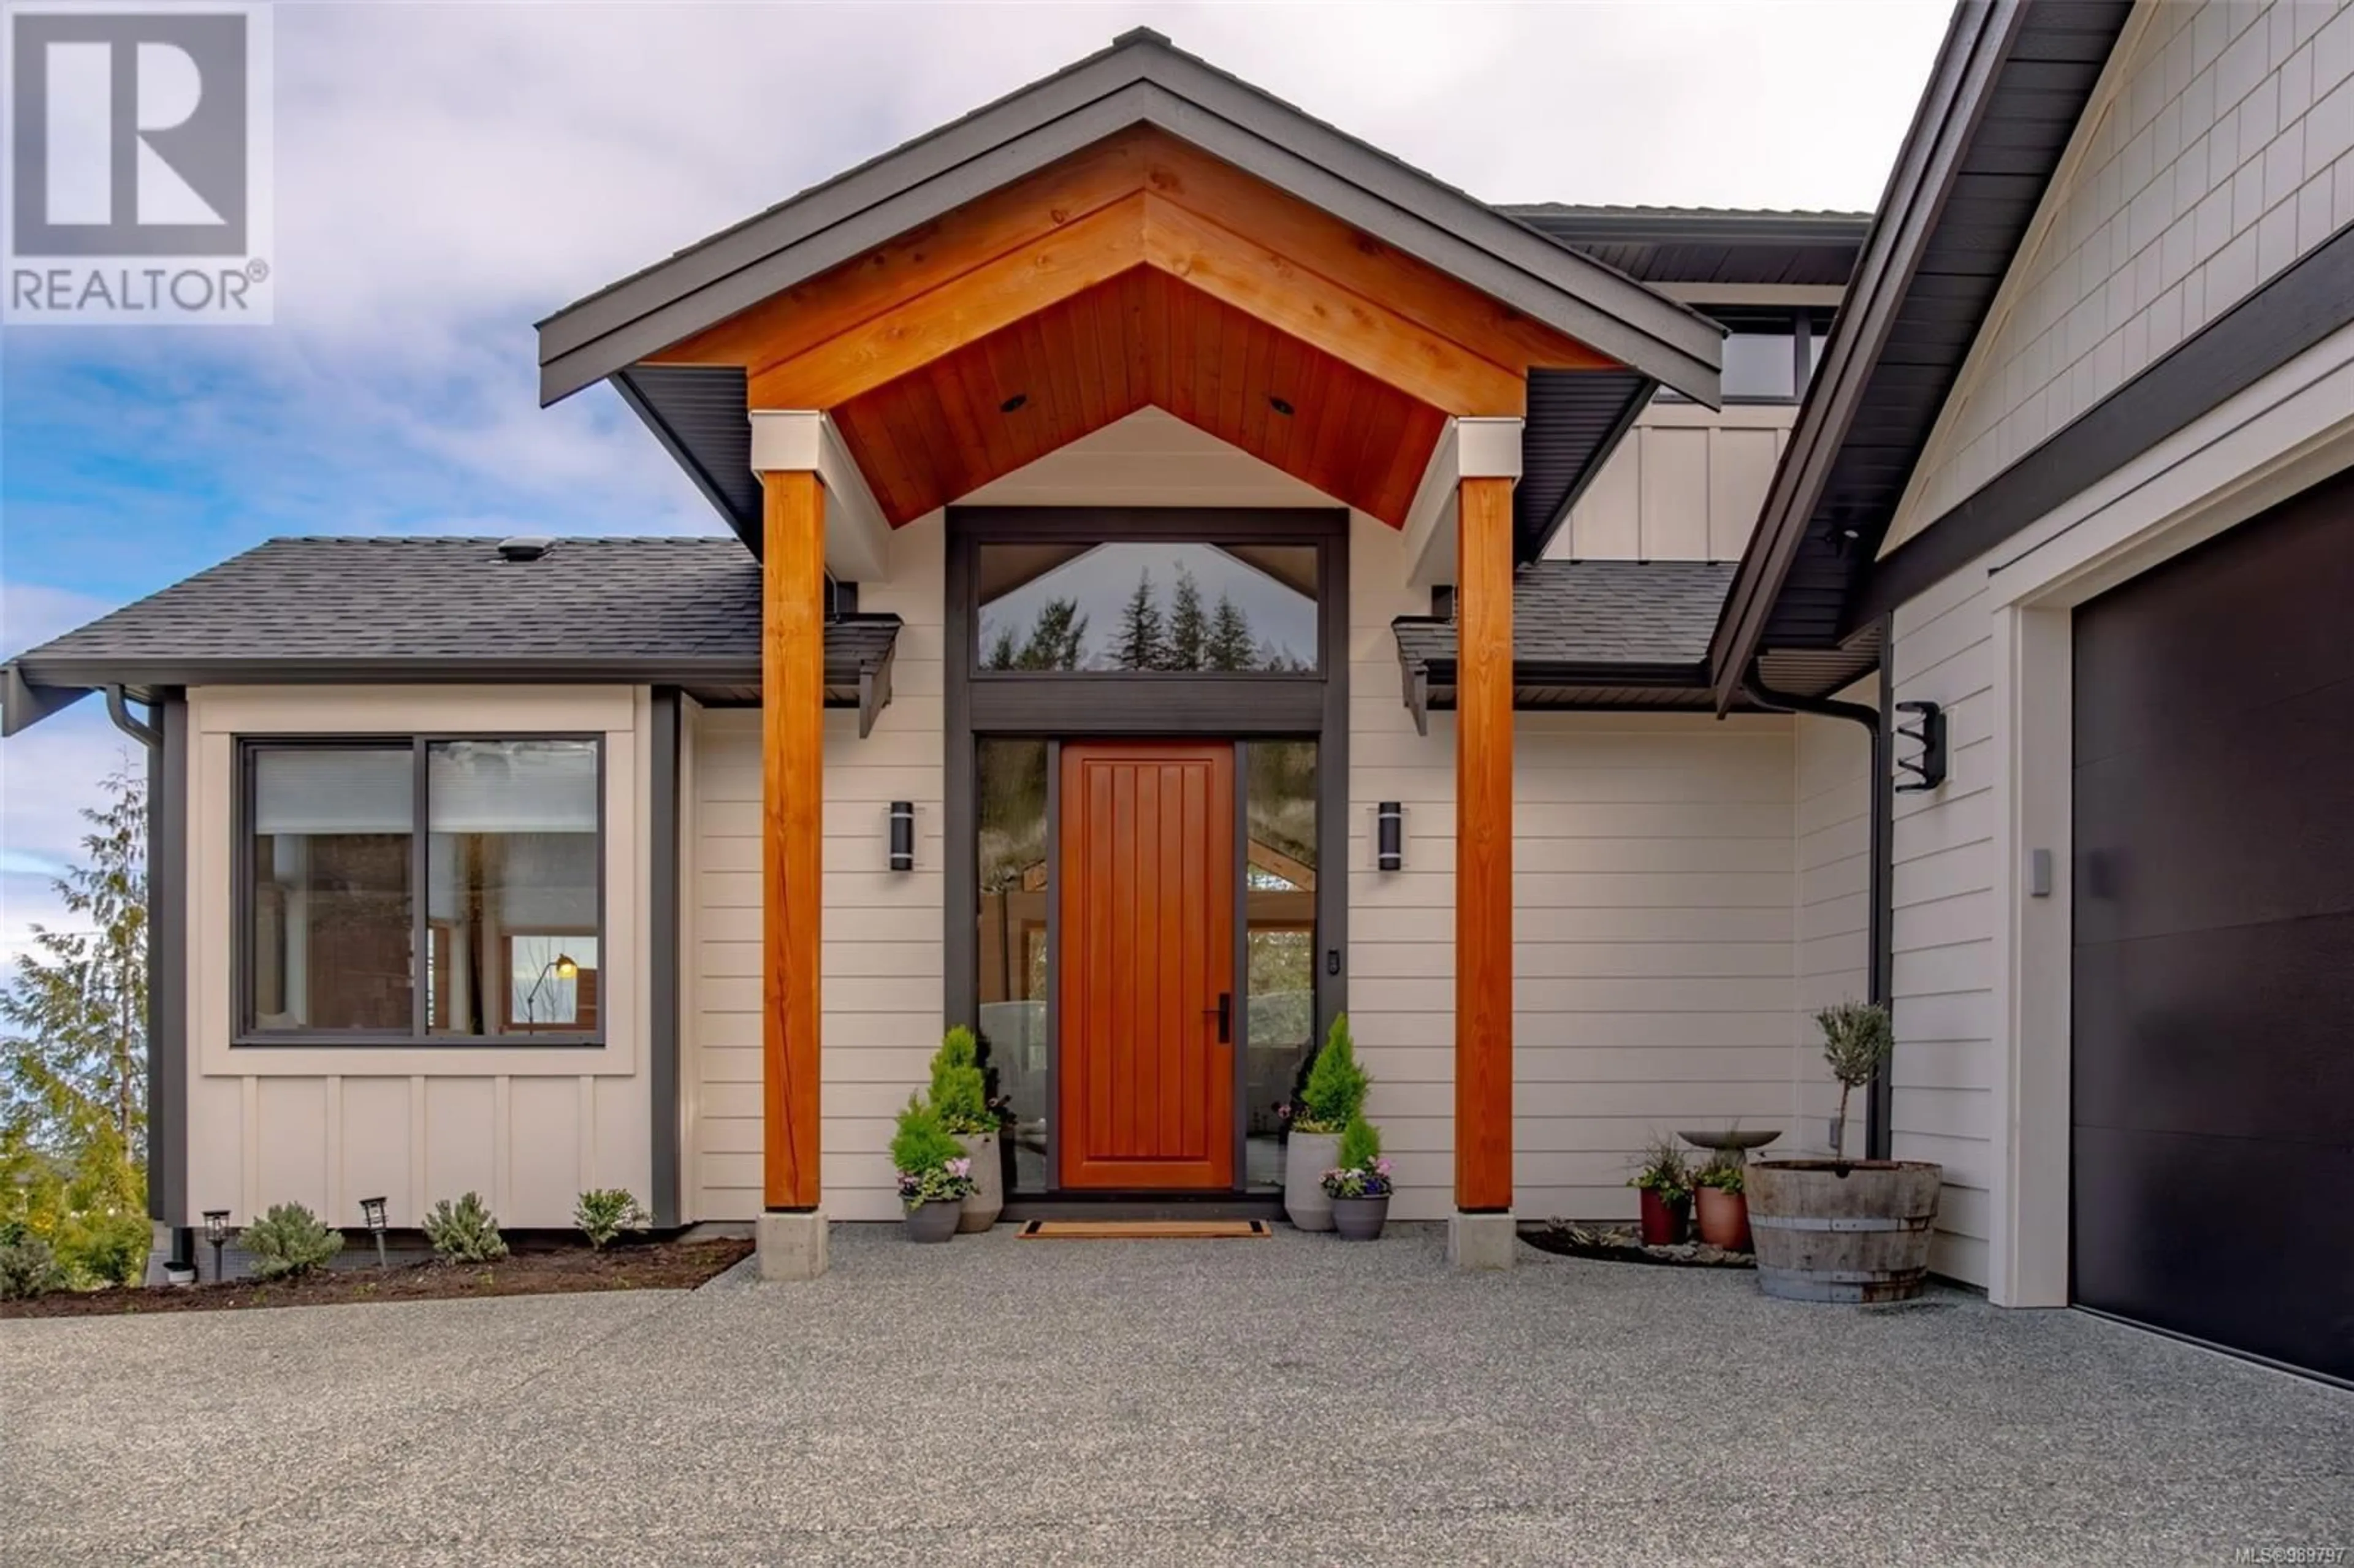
[1504,206,1872,287]
[1392,560,1736,730]
[0,537,902,737]
[1708,0,2135,706]
[538,29,1721,409]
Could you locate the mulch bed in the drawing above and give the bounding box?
[0,1235,752,1319]
[1520,1221,1755,1269]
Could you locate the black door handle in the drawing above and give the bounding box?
[1212,992,1232,1044]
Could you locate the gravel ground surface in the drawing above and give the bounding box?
[3,1222,2346,1565]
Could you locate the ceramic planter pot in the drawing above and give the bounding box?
[902,1200,961,1244]
[1330,1194,1390,1241]
[1284,1130,1341,1231]
[1747,1159,1943,1302]
[957,1130,1003,1233]
[1694,1186,1751,1251]
[1636,1187,1691,1246]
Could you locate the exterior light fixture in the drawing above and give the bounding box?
[1268,395,1296,416]
[202,1209,230,1283]
[1376,802,1404,872]
[999,393,1028,414]
[888,801,916,872]
[1894,701,1947,793]
[360,1196,390,1270]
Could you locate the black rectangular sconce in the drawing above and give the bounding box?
[887,801,915,872]
[1376,802,1404,872]
[1894,701,1947,793]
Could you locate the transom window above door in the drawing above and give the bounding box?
[977,541,1320,674]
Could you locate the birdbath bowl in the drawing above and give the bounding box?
[1677,1128,1781,1153]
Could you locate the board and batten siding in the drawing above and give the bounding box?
[687,513,947,1224]
[1549,403,1797,563]
[181,685,655,1231]
[1885,0,2354,554]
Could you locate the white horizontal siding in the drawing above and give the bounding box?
[1512,710,1803,1223]
[687,514,947,1222]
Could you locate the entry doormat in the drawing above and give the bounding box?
[1015,1219,1273,1240]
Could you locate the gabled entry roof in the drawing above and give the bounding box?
[538,29,1721,561]
[538,28,1720,406]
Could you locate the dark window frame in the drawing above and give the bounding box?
[234,733,608,1048]
[1657,305,1831,406]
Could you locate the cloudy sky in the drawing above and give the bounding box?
[0,0,1952,959]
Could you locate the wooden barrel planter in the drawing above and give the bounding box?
[1745,1160,1943,1303]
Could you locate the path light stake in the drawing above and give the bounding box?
[360,1196,390,1270]
[202,1209,230,1283]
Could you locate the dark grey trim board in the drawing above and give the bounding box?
[1857,216,2354,628]
[154,696,189,1228]
[648,690,682,1227]
[612,367,759,544]
[1707,0,2032,707]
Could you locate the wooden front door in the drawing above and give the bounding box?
[1057,742,1236,1189]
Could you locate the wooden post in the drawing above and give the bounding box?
[1455,474,1514,1212]
[763,470,825,1211]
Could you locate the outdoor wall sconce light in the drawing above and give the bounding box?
[1894,700,1948,793]
[1376,802,1404,872]
[888,801,916,872]
[202,1209,230,1283]
[360,1196,390,1270]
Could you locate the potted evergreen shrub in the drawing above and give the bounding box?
[1748,1001,1945,1301]
[891,1095,975,1244]
[928,1027,1002,1233]
[1283,1014,1368,1232]
[1693,1152,1751,1251]
[1320,1114,1393,1241]
[1626,1137,1693,1246]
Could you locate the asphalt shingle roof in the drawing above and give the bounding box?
[1393,559,1737,676]
[12,536,766,669]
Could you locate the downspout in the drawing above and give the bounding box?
[102,687,192,1273]
[1742,657,1894,1161]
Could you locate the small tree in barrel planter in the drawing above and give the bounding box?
[1748,1001,1943,1302]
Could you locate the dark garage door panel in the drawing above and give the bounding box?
[2071,465,2354,1383]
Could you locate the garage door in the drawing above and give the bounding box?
[2071,466,2353,1383]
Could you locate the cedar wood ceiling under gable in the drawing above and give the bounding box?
[639,127,1620,527]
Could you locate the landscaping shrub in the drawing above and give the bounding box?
[1296,1013,1369,1132]
[574,1188,647,1250]
[1336,1113,1382,1170]
[244,1203,345,1281]
[890,1094,962,1176]
[59,1208,151,1288]
[927,1026,993,1135]
[0,1221,67,1300]
[423,1192,508,1263]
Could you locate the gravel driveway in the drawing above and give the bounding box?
[4,1224,2347,1564]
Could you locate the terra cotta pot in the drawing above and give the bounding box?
[1330,1194,1389,1240]
[902,1200,961,1243]
[1694,1186,1751,1251]
[1637,1187,1691,1246]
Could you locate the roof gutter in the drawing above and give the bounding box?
[1706,0,2029,712]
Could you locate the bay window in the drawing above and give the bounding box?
[241,737,603,1043]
